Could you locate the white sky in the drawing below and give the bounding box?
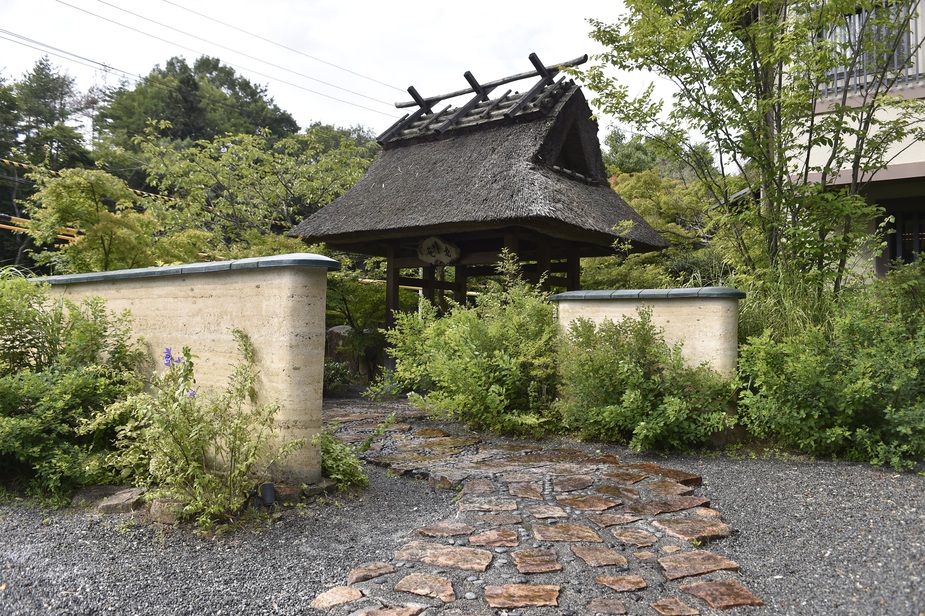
[0,0,659,139]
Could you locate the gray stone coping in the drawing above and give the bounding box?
[549,287,746,301]
[38,253,340,285]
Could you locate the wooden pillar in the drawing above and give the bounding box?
[385,246,400,330]
[538,242,551,291]
[422,266,436,303]
[566,247,581,290]
[454,264,468,305]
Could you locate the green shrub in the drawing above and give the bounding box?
[556,310,736,451]
[386,253,559,435]
[0,276,144,500]
[312,427,368,490]
[323,358,353,396]
[738,260,925,469]
[92,330,303,529]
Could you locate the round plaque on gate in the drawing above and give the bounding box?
[417,236,461,265]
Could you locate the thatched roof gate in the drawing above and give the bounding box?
[289,53,667,326]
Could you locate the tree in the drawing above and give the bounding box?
[583,0,925,297]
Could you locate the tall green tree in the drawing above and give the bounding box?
[583,0,925,297]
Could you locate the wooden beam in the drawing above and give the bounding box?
[386,246,400,330]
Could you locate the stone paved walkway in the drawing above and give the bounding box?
[310,399,764,615]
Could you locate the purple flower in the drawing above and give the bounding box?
[187,390,196,397]
[163,347,173,367]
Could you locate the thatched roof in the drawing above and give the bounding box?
[288,55,667,257]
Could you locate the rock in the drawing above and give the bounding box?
[680,579,764,609]
[303,478,338,498]
[393,572,455,602]
[348,562,398,585]
[96,488,145,514]
[310,586,362,610]
[484,584,559,608]
[71,485,129,508]
[394,541,493,572]
[658,549,740,580]
[149,498,185,525]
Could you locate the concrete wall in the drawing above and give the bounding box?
[550,287,745,375]
[43,253,339,485]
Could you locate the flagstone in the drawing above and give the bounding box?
[419,436,482,450]
[414,428,451,438]
[394,573,456,603]
[427,470,472,489]
[634,551,657,560]
[394,541,493,572]
[358,607,426,616]
[681,579,764,609]
[553,474,595,492]
[585,598,628,614]
[587,513,641,528]
[650,597,701,615]
[603,470,648,484]
[625,501,670,516]
[526,505,568,519]
[310,586,362,610]
[623,463,702,487]
[484,584,560,608]
[533,523,602,542]
[610,527,658,547]
[595,575,647,592]
[647,480,695,497]
[596,484,640,500]
[500,472,542,483]
[692,507,722,519]
[468,528,519,547]
[416,521,475,538]
[477,513,523,525]
[653,518,733,543]
[461,478,496,494]
[348,562,398,585]
[458,497,518,512]
[659,549,740,580]
[571,545,628,568]
[508,482,543,500]
[555,494,621,511]
[511,548,562,573]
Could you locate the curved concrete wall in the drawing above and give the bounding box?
[42,253,339,485]
[549,287,745,375]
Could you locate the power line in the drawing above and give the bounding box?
[93,0,396,107]
[160,0,406,94]
[53,0,401,119]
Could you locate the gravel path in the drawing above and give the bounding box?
[1,401,923,616]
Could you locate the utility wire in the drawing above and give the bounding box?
[160,0,406,93]
[93,0,395,107]
[53,0,400,118]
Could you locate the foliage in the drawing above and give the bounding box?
[92,331,303,529]
[738,259,925,469]
[386,252,559,434]
[323,359,353,397]
[311,427,369,490]
[0,275,143,499]
[557,310,736,450]
[581,0,925,297]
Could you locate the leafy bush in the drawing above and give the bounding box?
[556,310,736,450]
[386,253,559,434]
[311,427,369,490]
[323,358,353,396]
[738,260,925,469]
[0,276,144,499]
[93,330,303,528]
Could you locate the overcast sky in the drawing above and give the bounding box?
[0,0,661,139]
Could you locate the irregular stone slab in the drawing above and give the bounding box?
[596,484,640,500]
[461,478,496,494]
[527,505,568,519]
[508,483,543,500]
[658,550,740,580]
[610,528,658,547]
[681,579,764,609]
[394,541,493,572]
[348,561,398,585]
[658,496,711,513]
[478,513,523,525]
[623,463,702,487]
[595,575,647,592]
[533,523,602,543]
[571,545,628,568]
[394,573,456,602]
[543,462,588,475]
[586,598,628,614]
[653,518,733,543]
[420,436,482,450]
[359,607,426,616]
[417,521,475,538]
[634,551,657,560]
[414,428,451,438]
[693,507,722,519]
[484,584,559,608]
[468,528,519,547]
[458,497,518,512]
[149,498,184,525]
[662,545,683,554]
[516,450,592,464]
[647,480,695,497]
[71,485,128,508]
[428,470,471,489]
[603,470,647,484]
[97,488,145,514]
[552,474,594,492]
[500,472,541,482]
[310,586,362,609]
[588,513,641,528]
[650,597,701,615]
[511,549,562,574]
[556,494,621,511]
[625,501,669,516]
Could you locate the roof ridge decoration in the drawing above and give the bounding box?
[377,53,588,147]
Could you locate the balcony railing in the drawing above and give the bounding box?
[822,1,925,97]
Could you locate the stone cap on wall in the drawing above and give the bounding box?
[38,253,341,285]
[549,287,746,301]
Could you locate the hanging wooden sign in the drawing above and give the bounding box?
[417,236,461,265]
